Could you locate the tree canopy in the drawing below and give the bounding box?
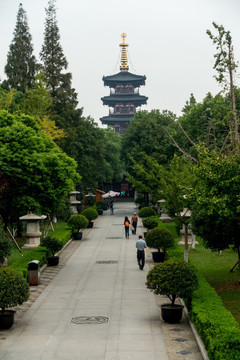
[0,110,80,227]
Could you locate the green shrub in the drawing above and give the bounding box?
[0,268,29,311]
[0,227,13,264]
[142,217,158,230]
[96,202,104,210]
[67,214,88,233]
[190,272,240,360]
[135,195,145,205]
[146,260,198,306]
[40,236,63,258]
[138,207,156,218]
[81,208,98,221]
[145,227,174,254]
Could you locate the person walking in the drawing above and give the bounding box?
[131,212,138,234]
[110,201,114,215]
[136,235,147,270]
[124,216,130,238]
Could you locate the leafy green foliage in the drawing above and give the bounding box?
[81,208,98,221]
[0,268,29,311]
[190,271,240,360]
[138,207,156,218]
[40,236,63,258]
[145,227,174,253]
[146,260,198,306]
[67,214,88,232]
[3,4,37,92]
[190,147,240,252]
[0,110,80,227]
[142,217,158,230]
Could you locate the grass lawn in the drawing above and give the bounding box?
[163,221,240,325]
[7,221,71,276]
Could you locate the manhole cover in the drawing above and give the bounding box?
[71,316,109,325]
[106,237,122,239]
[96,260,118,264]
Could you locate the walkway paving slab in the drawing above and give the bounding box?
[0,202,204,360]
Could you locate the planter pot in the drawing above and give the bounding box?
[0,310,16,329]
[87,222,93,228]
[103,205,108,210]
[161,303,184,323]
[47,256,59,266]
[97,209,103,215]
[144,231,148,238]
[151,251,165,262]
[73,232,82,240]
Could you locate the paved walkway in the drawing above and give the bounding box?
[0,202,203,360]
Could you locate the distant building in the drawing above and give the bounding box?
[100,33,148,135]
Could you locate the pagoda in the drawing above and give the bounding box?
[100,33,148,134]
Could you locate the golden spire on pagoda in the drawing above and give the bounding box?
[120,33,129,72]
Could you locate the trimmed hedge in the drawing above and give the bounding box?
[189,271,240,360]
[138,207,156,218]
[142,216,158,230]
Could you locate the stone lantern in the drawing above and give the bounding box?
[178,208,198,248]
[69,191,81,214]
[19,213,47,249]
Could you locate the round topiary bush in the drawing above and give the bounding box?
[0,268,29,311]
[146,260,198,306]
[145,227,174,254]
[81,208,98,221]
[142,217,158,230]
[40,236,63,258]
[138,207,156,218]
[67,214,88,233]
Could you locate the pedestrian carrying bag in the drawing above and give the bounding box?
[125,221,129,227]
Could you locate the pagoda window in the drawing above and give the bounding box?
[115,84,134,94]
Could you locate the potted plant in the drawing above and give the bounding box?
[40,236,63,266]
[96,202,104,215]
[146,260,198,323]
[0,227,13,266]
[145,227,174,262]
[0,268,29,329]
[81,208,98,228]
[67,214,88,240]
[138,206,156,218]
[142,217,158,238]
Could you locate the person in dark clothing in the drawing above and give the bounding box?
[136,235,147,270]
[124,216,130,238]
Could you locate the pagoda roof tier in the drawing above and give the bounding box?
[100,114,135,125]
[101,94,148,106]
[103,71,146,87]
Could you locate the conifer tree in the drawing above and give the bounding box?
[4,3,37,93]
[40,0,68,100]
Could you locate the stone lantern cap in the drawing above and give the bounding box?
[19,214,47,221]
[69,191,80,195]
[71,200,81,205]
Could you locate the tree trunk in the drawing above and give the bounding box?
[184,224,188,262]
[229,62,238,150]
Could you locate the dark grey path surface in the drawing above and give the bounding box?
[0,202,203,360]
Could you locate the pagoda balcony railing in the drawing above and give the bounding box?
[109,108,136,115]
[110,88,139,95]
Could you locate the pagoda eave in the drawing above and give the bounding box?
[103,72,146,87]
[100,114,134,125]
[101,95,148,106]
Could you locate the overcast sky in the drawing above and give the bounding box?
[1,0,240,126]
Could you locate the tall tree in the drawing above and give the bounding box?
[40,0,68,105]
[3,3,37,92]
[207,22,239,150]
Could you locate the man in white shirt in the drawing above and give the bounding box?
[136,235,147,270]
